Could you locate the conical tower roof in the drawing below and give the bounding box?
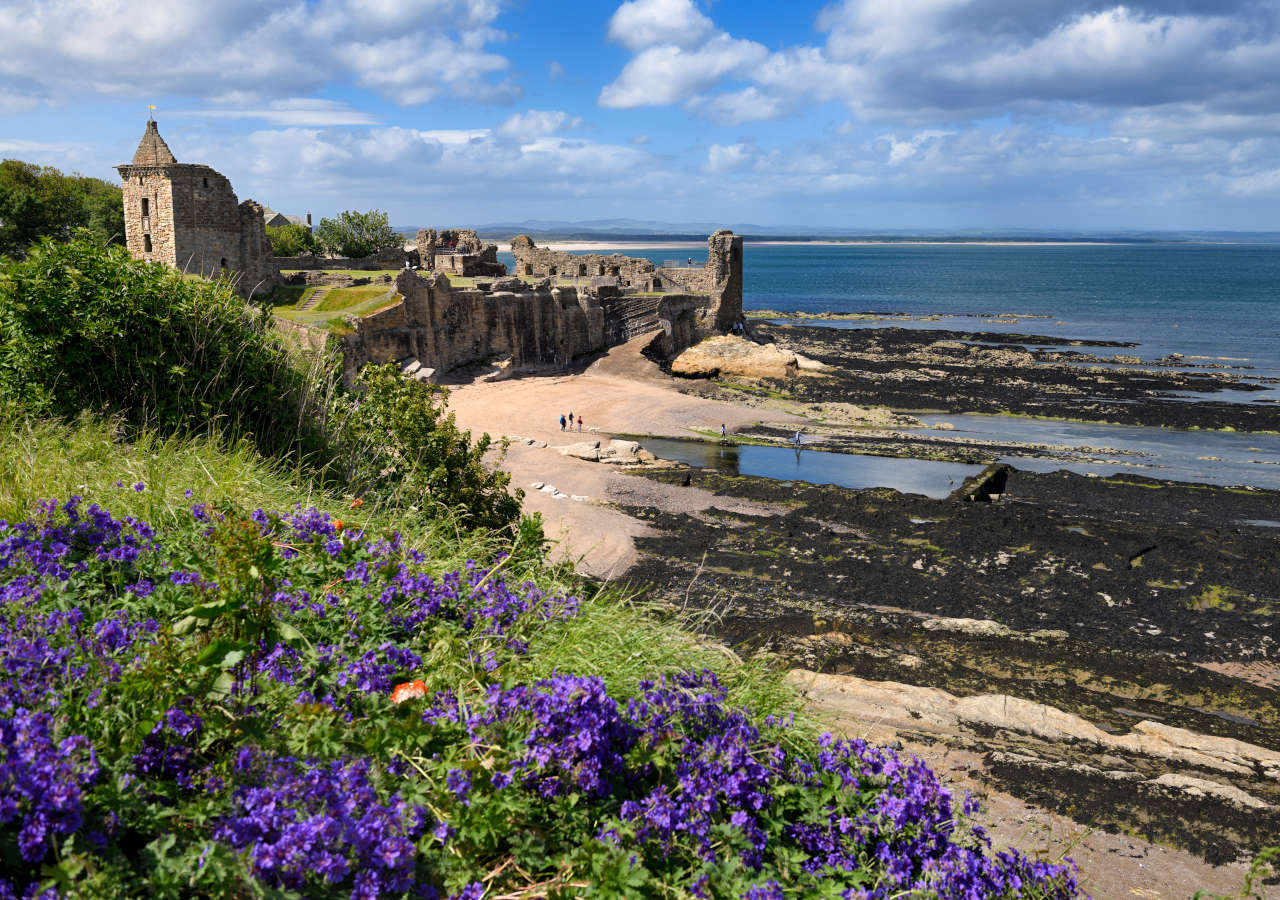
[130,120,177,166]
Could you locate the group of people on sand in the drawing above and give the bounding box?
[559,412,585,432]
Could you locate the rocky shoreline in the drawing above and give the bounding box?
[606,323,1280,885]
[701,321,1280,432]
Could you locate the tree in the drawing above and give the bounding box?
[314,209,401,258]
[266,222,317,256]
[0,159,123,257]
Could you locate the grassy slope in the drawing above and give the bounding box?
[0,415,801,716]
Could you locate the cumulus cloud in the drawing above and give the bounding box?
[0,0,519,108]
[606,0,715,51]
[599,33,767,107]
[601,0,1280,133]
[497,109,582,138]
[684,87,789,125]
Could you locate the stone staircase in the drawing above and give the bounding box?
[298,286,330,311]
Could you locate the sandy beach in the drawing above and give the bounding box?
[445,334,806,578]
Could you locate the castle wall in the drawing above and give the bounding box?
[336,272,608,385]
[118,126,281,299]
[510,235,659,288]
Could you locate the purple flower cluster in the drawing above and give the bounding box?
[0,496,156,585]
[133,706,204,789]
[214,753,429,899]
[0,708,98,862]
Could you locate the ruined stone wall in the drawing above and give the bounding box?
[510,235,658,287]
[655,230,743,335]
[118,126,281,299]
[335,271,607,385]
[415,229,503,275]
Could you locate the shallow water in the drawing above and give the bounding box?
[916,414,1280,489]
[638,437,984,498]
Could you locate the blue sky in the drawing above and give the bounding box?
[2,0,1279,232]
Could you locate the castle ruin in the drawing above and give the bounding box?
[416,228,507,277]
[116,121,281,298]
[328,230,745,385]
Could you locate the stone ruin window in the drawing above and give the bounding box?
[141,197,149,217]
[143,235,152,253]
[609,266,620,276]
[578,264,587,276]
[598,265,606,276]
[548,266,557,276]
[524,264,533,276]
[202,177,208,188]
[220,258,228,272]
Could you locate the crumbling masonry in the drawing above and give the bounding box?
[334,230,744,384]
[116,121,281,298]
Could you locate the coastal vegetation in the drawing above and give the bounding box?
[0,160,123,259]
[315,210,402,259]
[0,239,1091,896]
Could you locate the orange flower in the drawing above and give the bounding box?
[391,680,428,704]
[350,498,364,510]
[332,519,344,532]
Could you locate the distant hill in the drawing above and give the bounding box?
[394,219,1280,244]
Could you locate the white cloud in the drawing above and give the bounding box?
[497,109,582,138]
[606,0,714,51]
[685,86,789,125]
[599,33,767,107]
[707,142,756,171]
[0,0,518,108]
[170,99,379,127]
[547,60,566,80]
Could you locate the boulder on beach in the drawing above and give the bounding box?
[671,335,799,380]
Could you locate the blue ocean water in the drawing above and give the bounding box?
[502,242,1280,376]
[495,242,1280,487]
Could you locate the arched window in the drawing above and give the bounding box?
[220,258,228,272]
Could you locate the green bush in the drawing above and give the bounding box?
[330,362,521,532]
[266,222,316,256]
[314,209,401,258]
[0,159,123,257]
[0,236,324,461]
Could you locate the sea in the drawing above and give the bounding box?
[498,243,1280,493]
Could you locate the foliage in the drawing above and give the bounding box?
[314,210,401,259]
[266,222,316,257]
[0,489,1083,899]
[0,237,326,462]
[329,363,521,532]
[0,159,123,258]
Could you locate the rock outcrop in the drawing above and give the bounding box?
[670,335,798,379]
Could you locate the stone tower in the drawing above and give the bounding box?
[116,120,280,298]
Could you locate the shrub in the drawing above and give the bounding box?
[266,222,316,256]
[329,362,521,532]
[314,210,401,258]
[0,159,123,258]
[0,237,325,462]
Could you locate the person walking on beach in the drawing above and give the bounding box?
[577,418,583,432]
[559,414,566,431]
[569,412,574,429]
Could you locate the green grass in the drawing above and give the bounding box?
[0,413,804,719]
[273,285,401,333]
